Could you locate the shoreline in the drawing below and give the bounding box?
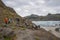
[41,26,60,38]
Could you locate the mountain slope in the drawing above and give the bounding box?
[24,14,60,21]
[0,0,33,28]
[0,0,21,26]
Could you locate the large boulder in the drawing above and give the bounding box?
[0,27,15,40]
[55,28,60,32]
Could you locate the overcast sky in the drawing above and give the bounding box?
[2,0,60,17]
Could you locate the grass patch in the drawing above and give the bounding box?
[4,33,16,40]
[4,36,12,40]
[35,36,40,40]
[12,27,17,30]
[20,27,26,30]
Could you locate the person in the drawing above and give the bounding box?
[8,18,12,24]
[15,18,20,27]
[4,18,8,27]
[16,18,20,23]
[38,25,40,29]
[59,24,60,26]
[4,18,8,24]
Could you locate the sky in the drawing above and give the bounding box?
[2,0,60,17]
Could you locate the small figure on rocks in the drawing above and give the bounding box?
[38,25,40,29]
[8,18,12,24]
[4,18,9,27]
[15,18,20,27]
[59,24,60,26]
[4,18,8,24]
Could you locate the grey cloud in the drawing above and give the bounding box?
[45,0,60,7]
[2,0,60,17]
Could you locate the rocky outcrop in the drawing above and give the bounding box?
[0,27,15,40]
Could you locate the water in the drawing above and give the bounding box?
[32,21,60,27]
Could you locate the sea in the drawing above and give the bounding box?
[32,21,60,27]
